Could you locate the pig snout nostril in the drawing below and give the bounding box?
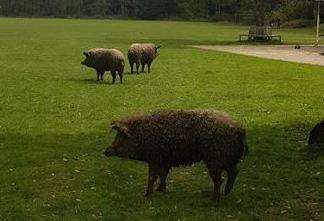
[104,148,113,157]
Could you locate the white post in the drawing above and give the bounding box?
[315,1,321,47]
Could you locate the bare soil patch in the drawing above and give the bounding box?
[193,45,324,66]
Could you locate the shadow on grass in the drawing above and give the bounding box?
[123,71,150,75]
[1,120,322,178]
[285,122,324,159]
[0,121,322,220]
[68,78,124,85]
[1,120,321,165]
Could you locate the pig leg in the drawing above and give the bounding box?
[130,62,134,74]
[100,72,104,81]
[225,164,238,196]
[111,71,116,84]
[145,164,159,197]
[141,63,145,73]
[118,66,124,84]
[156,167,170,192]
[147,61,152,73]
[118,72,123,84]
[96,69,100,82]
[136,62,140,74]
[206,163,222,202]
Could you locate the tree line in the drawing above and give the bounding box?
[0,0,317,24]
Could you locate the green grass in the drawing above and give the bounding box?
[0,18,323,220]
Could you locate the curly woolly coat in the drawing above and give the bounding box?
[81,48,125,84]
[104,109,248,201]
[127,43,160,74]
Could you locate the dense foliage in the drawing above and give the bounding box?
[0,0,318,24]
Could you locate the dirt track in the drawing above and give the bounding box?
[193,45,324,67]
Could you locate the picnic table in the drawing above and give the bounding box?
[239,26,281,42]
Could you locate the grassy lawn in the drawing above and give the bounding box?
[0,18,323,220]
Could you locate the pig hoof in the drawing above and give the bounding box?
[156,186,166,192]
[144,192,152,197]
[212,194,220,202]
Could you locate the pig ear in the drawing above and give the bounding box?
[111,124,129,136]
[83,51,89,57]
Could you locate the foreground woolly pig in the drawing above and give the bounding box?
[104,109,248,201]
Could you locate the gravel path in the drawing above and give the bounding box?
[192,45,324,66]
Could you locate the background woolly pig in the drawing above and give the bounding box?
[104,109,248,201]
[127,43,161,74]
[81,48,125,84]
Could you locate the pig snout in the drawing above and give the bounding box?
[104,148,114,157]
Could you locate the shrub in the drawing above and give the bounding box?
[282,19,313,29]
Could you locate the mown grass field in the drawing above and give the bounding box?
[0,18,323,220]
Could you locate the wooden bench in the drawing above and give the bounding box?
[239,26,281,42]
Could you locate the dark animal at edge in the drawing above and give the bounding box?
[308,120,324,149]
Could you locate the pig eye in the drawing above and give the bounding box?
[117,130,128,138]
[111,125,129,137]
